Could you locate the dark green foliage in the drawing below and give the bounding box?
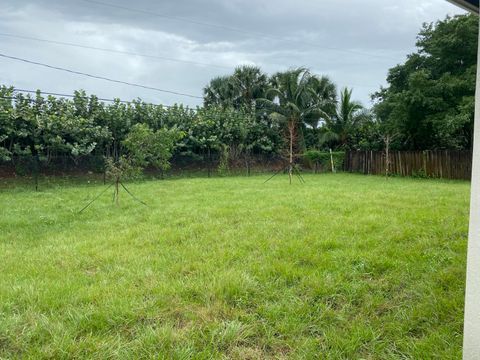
[203,65,268,109]
[411,168,429,179]
[303,150,345,172]
[259,68,337,166]
[372,14,478,150]
[0,87,284,175]
[204,66,338,158]
[315,87,372,151]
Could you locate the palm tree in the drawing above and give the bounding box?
[303,75,337,129]
[260,68,332,183]
[203,76,235,108]
[321,87,366,149]
[230,65,268,110]
[203,66,268,111]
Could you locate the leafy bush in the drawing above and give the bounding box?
[303,150,345,172]
[105,156,141,182]
[123,123,184,172]
[411,169,429,179]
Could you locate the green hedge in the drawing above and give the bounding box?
[302,150,345,172]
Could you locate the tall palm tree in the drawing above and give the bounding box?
[260,68,332,183]
[203,76,235,108]
[321,87,366,149]
[303,75,337,129]
[203,66,268,111]
[230,65,268,110]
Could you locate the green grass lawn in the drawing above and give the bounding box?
[0,173,470,359]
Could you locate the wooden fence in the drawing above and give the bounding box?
[344,150,472,180]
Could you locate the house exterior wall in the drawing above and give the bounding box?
[462,10,480,360]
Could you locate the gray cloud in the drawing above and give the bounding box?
[0,0,466,107]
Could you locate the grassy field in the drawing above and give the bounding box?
[0,173,470,359]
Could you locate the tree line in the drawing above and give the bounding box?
[372,14,478,151]
[0,13,477,176]
[203,13,478,153]
[0,86,283,173]
[0,66,363,174]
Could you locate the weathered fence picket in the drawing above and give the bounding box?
[344,150,472,180]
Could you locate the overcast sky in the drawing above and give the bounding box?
[0,0,467,107]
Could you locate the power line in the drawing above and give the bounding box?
[0,93,162,106]
[0,33,231,70]
[12,89,163,107]
[2,88,199,109]
[0,93,200,118]
[2,33,382,88]
[0,95,188,110]
[0,93,198,119]
[0,52,203,99]
[0,34,383,91]
[0,89,169,107]
[13,88,130,103]
[80,0,399,61]
[80,0,261,35]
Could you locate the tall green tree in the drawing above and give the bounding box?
[203,65,268,110]
[0,86,16,161]
[320,88,368,149]
[123,123,183,173]
[372,14,478,150]
[203,76,235,108]
[230,65,268,109]
[260,68,332,182]
[303,75,337,129]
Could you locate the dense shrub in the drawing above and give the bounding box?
[302,150,345,172]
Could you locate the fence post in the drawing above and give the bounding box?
[329,148,336,173]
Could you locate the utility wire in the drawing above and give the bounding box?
[0,52,203,99]
[0,94,173,108]
[1,88,197,109]
[13,88,175,107]
[80,0,399,61]
[0,33,231,70]
[1,32,381,88]
[80,0,262,35]
[14,88,133,104]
